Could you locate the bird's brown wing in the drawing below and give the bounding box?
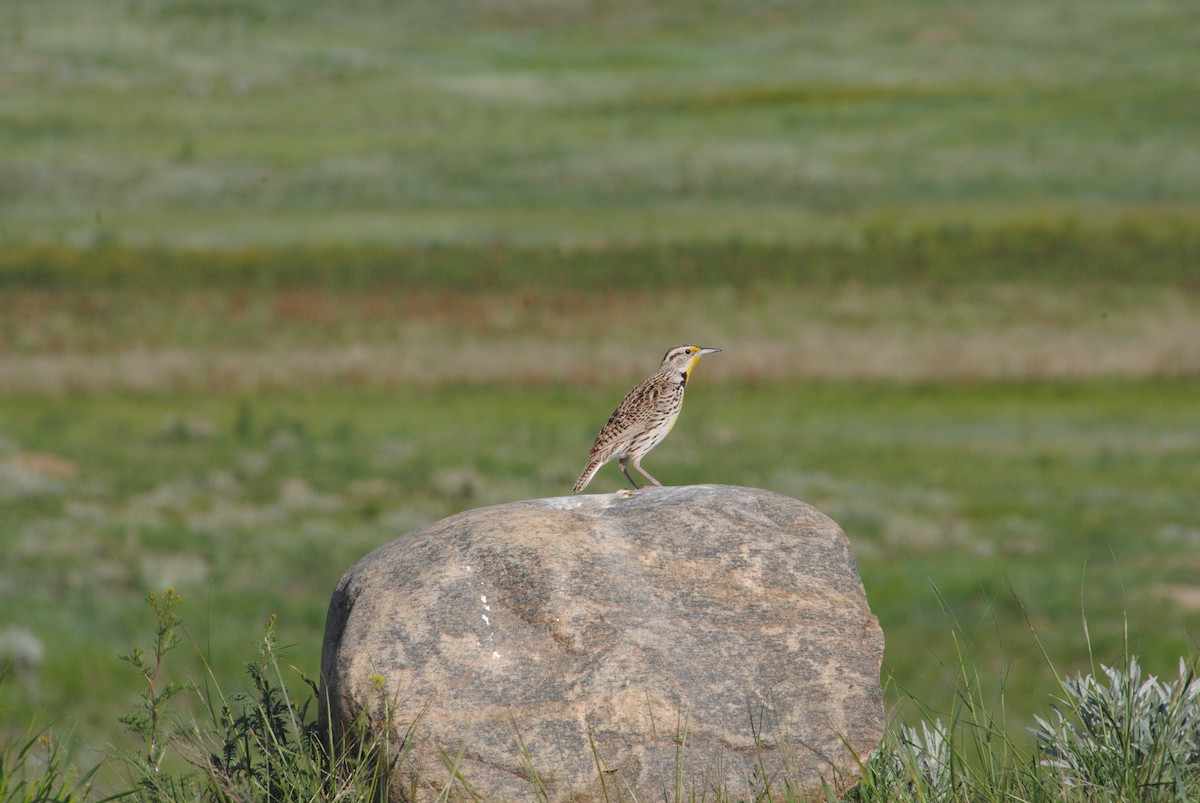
[587,380,665,460]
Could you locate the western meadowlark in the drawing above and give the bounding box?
[573,344,720,493]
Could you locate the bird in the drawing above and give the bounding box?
[573,344,720,493]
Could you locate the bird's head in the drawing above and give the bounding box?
[662,344,720,382]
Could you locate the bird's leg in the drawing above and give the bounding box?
[618,457,641,490]
[632,459,663,488]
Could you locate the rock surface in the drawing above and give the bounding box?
[319,485,884,801]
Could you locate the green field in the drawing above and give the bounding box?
[3,0,1198,248]
[2,0,1200,797]
[3,379,1199,774]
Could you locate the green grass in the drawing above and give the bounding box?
[2,0,1197,248]
[1,380,1197,763]
[1,219,1199,291]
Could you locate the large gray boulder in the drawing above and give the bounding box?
[320,485,883,801]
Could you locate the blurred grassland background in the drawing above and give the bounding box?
[1,0,1199,785]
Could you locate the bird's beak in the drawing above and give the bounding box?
[698,348,721,356]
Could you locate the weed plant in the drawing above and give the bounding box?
[851,660,1200,802]
[1030,657,1200,798]
[0,722,97,803]
[853,652,1200,803]
[111,590,395,803]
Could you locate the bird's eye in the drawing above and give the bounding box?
[685,348,693,354]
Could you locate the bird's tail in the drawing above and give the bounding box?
[573,456,606,493]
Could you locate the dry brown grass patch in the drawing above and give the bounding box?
[1,284,1197,394]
